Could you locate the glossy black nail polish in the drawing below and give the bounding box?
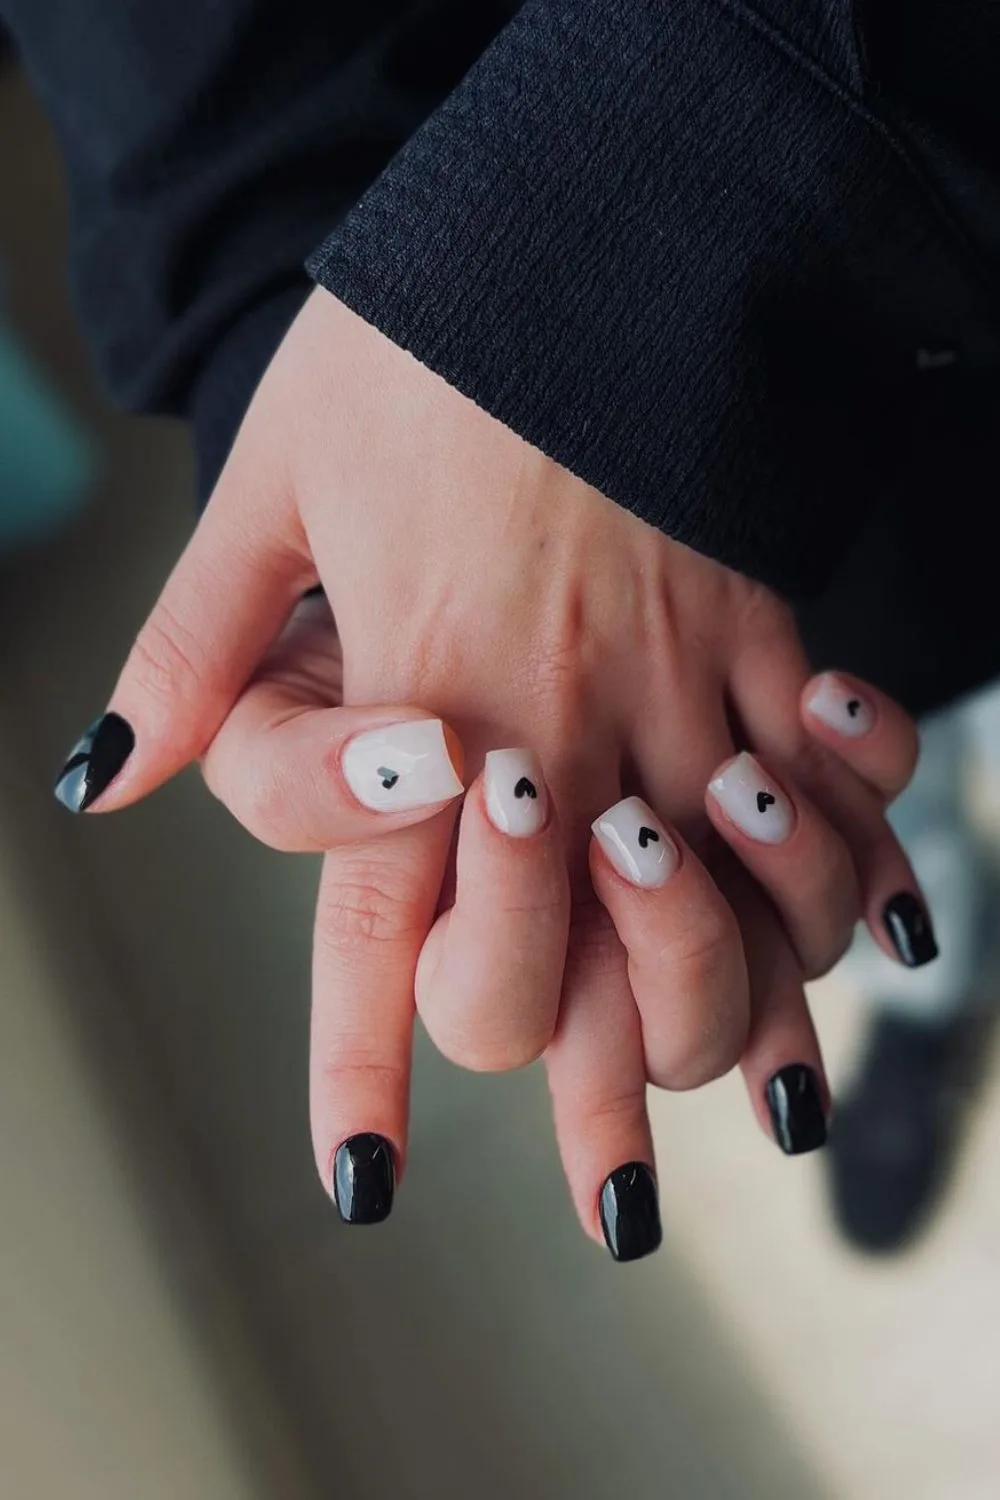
[599,1162,662,1262]
[333,1134,395,1225]
[53,712,135,813]
[883,892,939,968]
[766,1064,828,1155]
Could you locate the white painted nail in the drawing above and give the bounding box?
[591,797,679,889]
[708,753,793,845]
[806,673,876,738]
[342,720,463,812]
[484,749,549,837]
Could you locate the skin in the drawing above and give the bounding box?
[87,289,925,1245]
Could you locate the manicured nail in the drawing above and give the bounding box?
[708,752,792,845]
[342,719,463,812]
[332,1133,396,1224]
[599,1162,662,1263]
[883,892,939,968]
[765,1064,828,1155]
[484,748,549,837]
[53,712,135,813]
[591,796,678,889]
[806,673,875,737]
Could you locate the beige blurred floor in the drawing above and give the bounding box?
[3,55,1000,1500]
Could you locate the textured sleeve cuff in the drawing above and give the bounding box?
[308,0,1000,598]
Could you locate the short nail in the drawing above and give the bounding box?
[332,1133,396,1225]
[53,711,135,813]
[342,719,464,812]
[765,1064,828,1155]
[591,796,678,889]
[806,673,875,737]
[708,752,793,845]
[484,748,549,836]
[599,1162,663,1262]
[883,891,939,968]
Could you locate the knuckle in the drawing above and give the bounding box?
[646,916,748,1089]
[649,1013,745,1091]
[128,604,212,714]
[317,867,423,951]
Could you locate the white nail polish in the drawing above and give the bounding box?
[484,749,548,837]
[806,673,876,738]
[342,720,463,812]
[591,797,679,889]
[708,753,793,845]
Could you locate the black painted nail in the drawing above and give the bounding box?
[883,892,939,968]
[333,1133,395,1225]
[765,1064,828,1155]
[599,1161,662,1262]
[53,712,135,813]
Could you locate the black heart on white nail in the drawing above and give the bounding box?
[756,791,776,814]
[377,766,399,790]
[638,826,660,849]
[847,699,861,719]
[514,777,538,800]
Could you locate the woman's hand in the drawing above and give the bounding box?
[55,289,933,1255]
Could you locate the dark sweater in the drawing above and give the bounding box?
[3,0,1000,705]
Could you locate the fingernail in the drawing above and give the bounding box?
[342,719,464,812]
[806,673,875,737]
[591,796,678,889]
[599,1162,663,1262]
[484,748,549,837]
[53,712,135,813]
[883,891,939,968]
[708,752,793,845]
[765,1064,828,1155]
[332,1133,396,1224]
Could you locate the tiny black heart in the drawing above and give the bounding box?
[756,791,776,814]
[638,826,660,849]
[514,777,538,800]
[847,699,861,719]
[377,766,399,790]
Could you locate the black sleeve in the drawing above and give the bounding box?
[0,0,518,496]
[308,0,1000,598]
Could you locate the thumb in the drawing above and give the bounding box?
[53,457,313,813]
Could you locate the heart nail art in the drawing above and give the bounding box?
[378,766,399,789]
[806,674,875,738]
[709,753,793,845]
[847,699,861,718]
[485,750,548,837]
[592,798,678,889]
[342,721,464,812]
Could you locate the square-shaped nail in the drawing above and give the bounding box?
[342,719,463,812]
[599,1162,662,1262]
[806,674,875,738]
[333,1133,396,1224]
[484,748,549,837]
[765,1064,827,1155]
[53,712,135,813]
[883,892,939,968]
[708,753,792,845]
[591,797,679,888]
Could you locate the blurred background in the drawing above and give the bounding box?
[3,48,1000,1500]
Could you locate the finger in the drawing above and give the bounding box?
[732,868,831,1156]
[54,452,314,814]
[544,894,661,1262]
[731,646,938,970]
[589,796,749,1087]
[415,750,571,1071]
[204,693,465,851]
[802,671,919,804]
[705,752,860,978]
[310,812,454,1222]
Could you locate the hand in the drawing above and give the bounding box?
[57,289,932,1255]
